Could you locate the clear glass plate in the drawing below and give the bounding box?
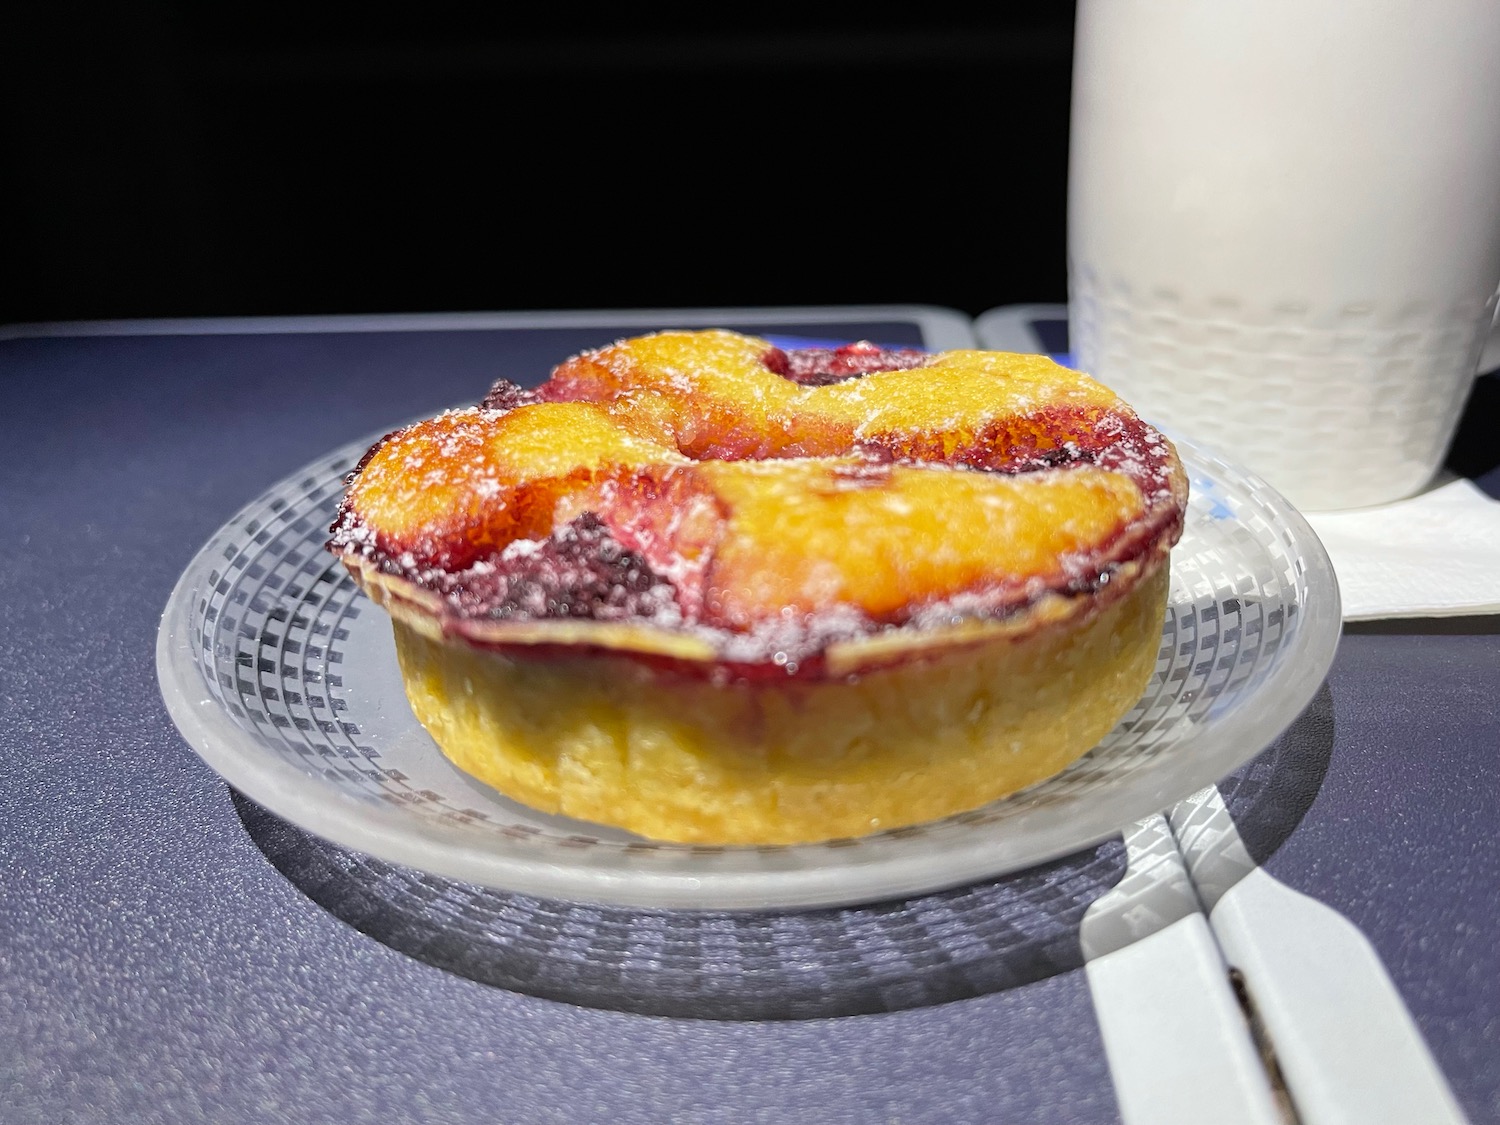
[157,433,1341,910]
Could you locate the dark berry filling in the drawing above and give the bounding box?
[480,379,541,412]
[438,513,675,622]
[762,342,929,386]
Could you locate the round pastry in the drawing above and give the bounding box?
[328,330,1187,845]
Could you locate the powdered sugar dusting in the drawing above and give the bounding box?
[710,602,874,667]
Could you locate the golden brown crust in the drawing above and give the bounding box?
[391,566,1172,844]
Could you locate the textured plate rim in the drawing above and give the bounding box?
[156,436,1341,910]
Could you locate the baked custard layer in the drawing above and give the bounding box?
[330,331,1186,675]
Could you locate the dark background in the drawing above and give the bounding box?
[0,7,1077,327]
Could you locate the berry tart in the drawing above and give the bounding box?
[328,330,1187,845]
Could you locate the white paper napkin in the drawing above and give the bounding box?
[1304,476,1500,620]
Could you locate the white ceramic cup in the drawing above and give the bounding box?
[1067,0,1500,510]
